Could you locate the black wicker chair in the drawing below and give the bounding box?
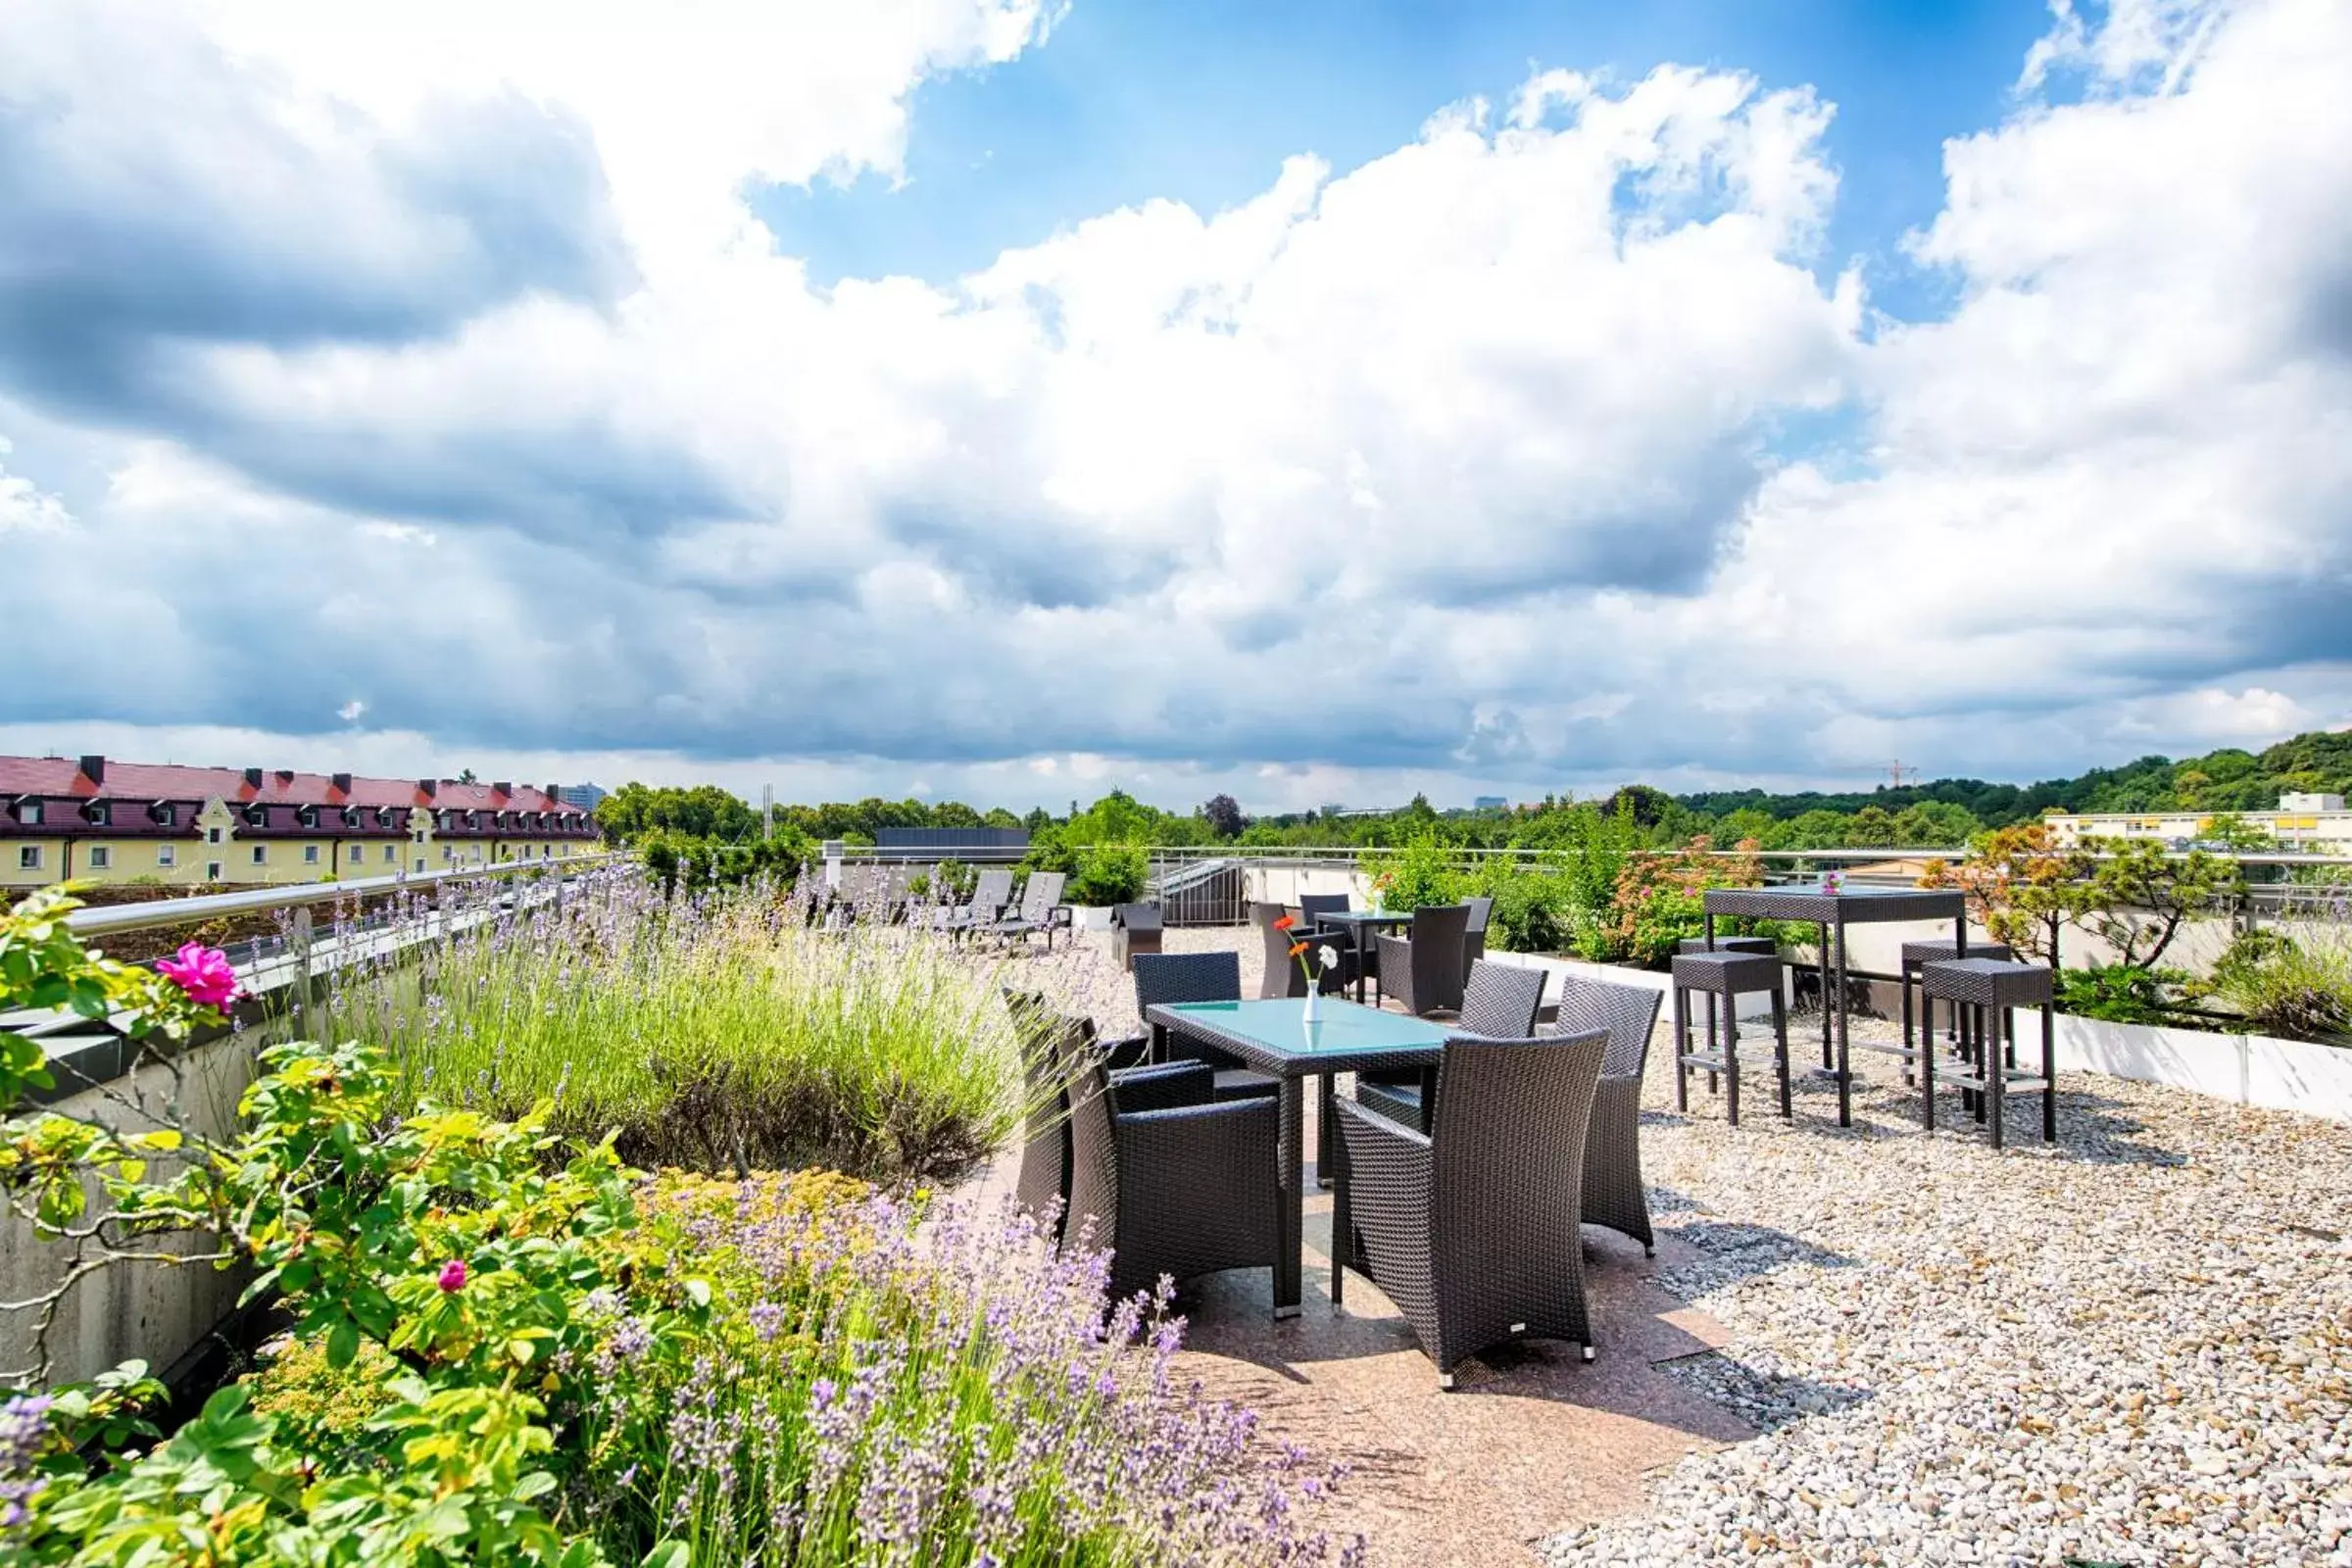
[1356,959,1546,1130]
[1551,977,1666,1254]
[1252,902,1344,999]
[1131,952,1278,1101]
[1463,896,1494,966]
[1375,904,1472,1018]
[1298,892,1370,992]
[1336,1028,1609,1388]
[1007,995,1084,1242]
[1066,1056,1284,1305]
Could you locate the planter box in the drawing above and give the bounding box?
[2012,1010,2352,1124]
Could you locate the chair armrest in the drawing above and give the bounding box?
[1109,1060,1216,1113]
[1337,1095,1433,1158]
[1115,1099,1281,1202]
[1094,1031,1152,1072]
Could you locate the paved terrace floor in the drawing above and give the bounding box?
[987,926,2352,1568]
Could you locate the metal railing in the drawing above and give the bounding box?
[60,853,621,936]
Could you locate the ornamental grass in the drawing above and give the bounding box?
[327,871,1023,1186]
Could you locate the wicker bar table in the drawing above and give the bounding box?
[1699,884,1967,1127]
[1306,909,1413,1003]
[1145,997,1449,1317]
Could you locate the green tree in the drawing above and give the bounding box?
[2078,837,2242,969]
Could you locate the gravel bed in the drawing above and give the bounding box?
[1543,1009,2352,1568]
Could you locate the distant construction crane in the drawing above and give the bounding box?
[1883,760,1920,789]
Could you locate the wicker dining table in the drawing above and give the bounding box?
[1700,884,1967,1126]
[1144,997,1450,1317]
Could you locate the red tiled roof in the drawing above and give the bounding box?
[0,756,586,824]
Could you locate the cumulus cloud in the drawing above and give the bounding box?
[0,0,2346,804]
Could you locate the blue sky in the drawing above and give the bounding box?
[764,0,2042,322]
[1,0,2347,811]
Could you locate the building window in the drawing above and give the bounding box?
[87,847,111,869]
[383,845,396,862]
[158,846,176,868]
[17,846,38,870]
[304,845,320,864]
[18,801,41,826]
[153,804,174,827]
[252,846,268,865]
[208,826,222,845]
[206,860,221,880]
[349,844,363,862]
[416,857,426,872]
[87,802,111,826]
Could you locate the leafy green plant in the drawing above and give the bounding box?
[1358,834,1463,912]
[1066,843,1148,906]
[2052,963,2200,1027]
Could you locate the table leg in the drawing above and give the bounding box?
[1275,1076,1302,1319]
[1316,1070,1336,1188]
[1818,920,1834,1070]
[1331,1086,1350,1308]
[1835,913,1852,1127]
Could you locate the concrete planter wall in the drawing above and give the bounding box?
[2013,1010,2352,1124]
[1069,905,1116,933]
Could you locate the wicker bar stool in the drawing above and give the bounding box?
[1671,950,1790,1126]
[1676,935,1776,1082]
[1918,958,2057,1147]
[1896,939,2015,1082]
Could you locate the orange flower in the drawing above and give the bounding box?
[1288,941,1309,958]
[1272,913,1297,932]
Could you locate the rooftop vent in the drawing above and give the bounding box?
[492,781,512,799]
[77,754,104,784]
[417,779,437,799]
[274,768,295,784]
[244,767,264,789]
[331,772,352,794]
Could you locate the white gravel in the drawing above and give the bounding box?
[1543,1008,2352,1568]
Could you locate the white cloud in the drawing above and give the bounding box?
[1,0,2348,808]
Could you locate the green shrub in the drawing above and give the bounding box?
[1066,843,1148,905]
[1359,834,1463,911]
[2053,962,2198,1026]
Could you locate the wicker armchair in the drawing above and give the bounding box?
[1066,1057,1284,1304]
[1463,896,1494,966]
[1356,959,1545,1130]
[1375,904,1472,1017]
[1336,1028,1608,1388]
[1131,952,1278,1101]
[1254,901,1345,999]
[1008,996,1084,1242]
[1550,978,1666,1254]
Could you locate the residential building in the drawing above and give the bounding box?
[1472,795,1509,812]
[2043,795,2352,855]
[0,755,602,889]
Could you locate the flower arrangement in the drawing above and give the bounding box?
[1270,913,1340,993]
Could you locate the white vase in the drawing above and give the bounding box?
[1301,984,1321,1023]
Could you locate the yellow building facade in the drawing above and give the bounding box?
[1,756,600,891]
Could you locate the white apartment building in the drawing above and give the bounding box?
[2045,793,2352,853]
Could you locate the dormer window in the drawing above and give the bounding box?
[83,801,111,826]
[298,806,318,830]
[379,808,399,830]
[15,798,43,826]
[340,807,361,829]
[244,805,267,828]
[149,802,175,827]
[466,810,481,830]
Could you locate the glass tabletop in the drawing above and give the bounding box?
[1309,909,1412,925]
[1152,998,1448,1059]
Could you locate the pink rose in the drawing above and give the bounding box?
[155,943,239,1011]
[437,1259,466,1293]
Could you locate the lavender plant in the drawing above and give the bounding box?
[571,1173,1361,1567]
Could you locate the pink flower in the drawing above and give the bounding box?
[437,1259,466,1293]
[155,943,238,1010]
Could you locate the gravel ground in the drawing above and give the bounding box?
[1542,1009,2352,1568]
